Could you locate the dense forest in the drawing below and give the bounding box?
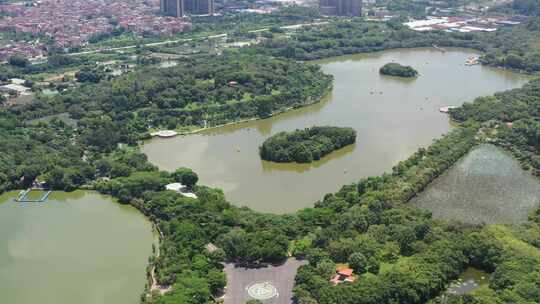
[379,63,418,78]
[248,20,477,60]
[477,17,540,72]
[450,78,540,175]
[495,0,540,16]
[64,54,330,138]
[0,52,331,193]
[259,126,357,163]
[29,53,330,139]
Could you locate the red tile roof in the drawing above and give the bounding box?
[337,268,354,277]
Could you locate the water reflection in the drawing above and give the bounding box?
[0,191,154,304]
[412,144,540,224]
[143,48,531,213]
[447,267,489,295]
[199,92,334,137]
[260,144,357,173]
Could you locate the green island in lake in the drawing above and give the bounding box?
[379,63,419,78]
[259,126,357,163]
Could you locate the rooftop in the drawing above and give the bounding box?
[165,182,198,199]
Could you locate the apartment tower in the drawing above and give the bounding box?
[319,0,362,17]
[160,0,214,17]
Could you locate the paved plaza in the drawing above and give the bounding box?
[222,258,307,304]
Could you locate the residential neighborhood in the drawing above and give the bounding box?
[0,0,191,60]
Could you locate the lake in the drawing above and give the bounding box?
[411,144,540,224]
[0,191,155,304]
[142,48,531,213]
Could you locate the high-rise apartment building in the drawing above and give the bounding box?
[184,0,214,15]
[160,0,214,17]
[319,0,361,17]
[161,0,183,17]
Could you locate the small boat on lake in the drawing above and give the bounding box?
[465,57,479,66]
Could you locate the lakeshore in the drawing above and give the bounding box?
[142,48,531,213]
[149,87,334,138]
[2,47,538,304]
[0,191,154,304]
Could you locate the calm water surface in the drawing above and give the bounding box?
[0,191,154,304]
[143,48,531,213]
[412,144,540,224]
[447,267,490,295]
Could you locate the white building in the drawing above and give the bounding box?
[165,182,198,199]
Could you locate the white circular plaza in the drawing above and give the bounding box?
[247,281,278,300]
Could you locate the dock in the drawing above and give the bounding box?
[16,189,52,203]
[433,44,447,53]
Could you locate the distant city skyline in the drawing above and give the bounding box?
[161,0,215,17]
[319,0,362,17]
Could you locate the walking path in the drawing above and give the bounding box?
[32,21,328,62]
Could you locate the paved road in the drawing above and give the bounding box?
[65,33,228,57]
[29,21,328,64]
[64,21,329,57]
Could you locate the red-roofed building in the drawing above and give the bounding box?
[337,268,354,277]
[330,267,356,285]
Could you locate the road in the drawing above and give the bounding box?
[65,33,228,57]
[62,21,329,57]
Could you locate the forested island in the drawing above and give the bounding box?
[250,17,540,72]
[379,63,418,78]
[259,126,357,163]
